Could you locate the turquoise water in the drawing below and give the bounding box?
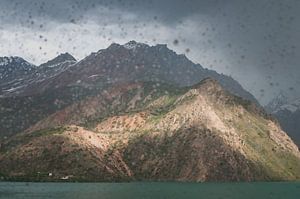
[0,182,299,199]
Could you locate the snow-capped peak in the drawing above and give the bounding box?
[39,53,76,68]
[265,91,288,113]
[123,40,148,50]
[276,98,300,113]
[0,56,32,66]
[266,91,300,114]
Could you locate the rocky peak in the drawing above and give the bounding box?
[154,44,168,50]
[123,40,149,50]
[265,91,289,113]
[0,56,35,82]
[39,53,76,68]
[58,53,76,62]
[0,56,33,67]
[107,43,122,50]
[275,98,300,113]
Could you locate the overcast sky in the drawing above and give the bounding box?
[0,0,299,105]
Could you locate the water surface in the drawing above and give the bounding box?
[0,182,299,199]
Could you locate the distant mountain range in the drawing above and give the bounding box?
[266,93,300,147]
[0,41,299,182]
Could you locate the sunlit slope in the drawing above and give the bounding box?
[1,78,299,182]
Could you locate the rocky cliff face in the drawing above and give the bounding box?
[1,79,299,182]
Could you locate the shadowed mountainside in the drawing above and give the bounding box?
[1,79,299,182]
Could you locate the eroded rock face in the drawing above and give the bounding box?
[1,79,300,182]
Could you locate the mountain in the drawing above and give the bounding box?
[0,79,299,182]
[266,96,300,147]
[265,91,288,113]
[0,56,36,96]
[0,53,77,97]
[35,41,258,103]
[1,41,258,102]
[0,56,35,83]
[0,41,259,139]
[0,53,80,138]
[39,53,76,68]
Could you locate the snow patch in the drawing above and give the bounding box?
[44,60,76,68]
[275,98,300,113]
[88,74,100,78]
[123,41,147,50]
[4,85,26,93]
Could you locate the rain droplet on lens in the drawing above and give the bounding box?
[70,19,76,24]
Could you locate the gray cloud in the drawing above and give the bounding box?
[0,0,225,24]
[0,0,299,105]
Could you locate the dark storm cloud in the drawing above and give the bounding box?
[0,0,225,24]
[0,0,299,104]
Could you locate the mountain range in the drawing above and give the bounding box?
[0,41,258,138]
[266,94,300,147]
[0,41,299,182]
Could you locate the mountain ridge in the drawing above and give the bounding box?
[1,78,299,182]
[0,41,259,139]
[39,53,77,68]
[2,41,299,182]
[0,41,258,104]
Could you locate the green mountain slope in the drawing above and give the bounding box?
[0,78,299,182]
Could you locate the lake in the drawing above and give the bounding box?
[0,182,299,199]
